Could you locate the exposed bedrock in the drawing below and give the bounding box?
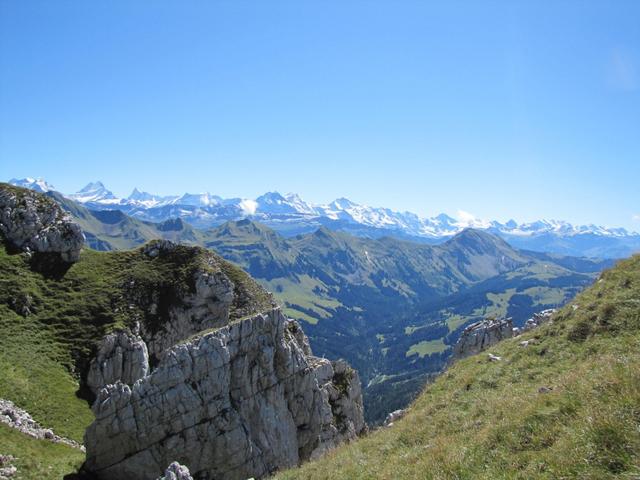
[0,184,84,262]
[85,309,365,480]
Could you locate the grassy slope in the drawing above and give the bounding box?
[275,255,640,479]
[0,424,84,480]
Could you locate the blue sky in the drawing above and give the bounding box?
[1,1,639,229]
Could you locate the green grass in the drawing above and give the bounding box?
[274,255,640,479]
[405,339,450,358]
[521,286,568,307]
[261,274,343,324]
[0,423,85,480]
[0,306,93,442]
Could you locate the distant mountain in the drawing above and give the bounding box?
[8,177,55,193]
[68,181,119,204]
[10,177,640,258]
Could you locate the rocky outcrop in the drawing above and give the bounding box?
[136,241,236,359]
[85,309,365,480]
[156,462,193,480]
[0,455,17,480]
[523,309,556,332]
[452,317,514,361]
[87,329,150,396]
[0,184,84,262]
[0,399,83,450]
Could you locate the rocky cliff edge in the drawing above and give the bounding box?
[85,308,365,479]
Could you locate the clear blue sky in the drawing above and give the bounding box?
[1,1,638,229]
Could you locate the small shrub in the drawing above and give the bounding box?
[568,319,592,342]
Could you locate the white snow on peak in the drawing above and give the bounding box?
[9,177,56,193]
[174,192,221,207]
[6,177,636,239]
[69,181,119,203]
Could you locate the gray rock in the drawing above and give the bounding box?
[0,185,84,262]
[452,317,514,361]
[383,409,406,427]
[139,261,235,359]
[522,309,556,332]
[0,455,17,480]
[156,462,193,480]
[85,309,365,480]
[87,330,150,395]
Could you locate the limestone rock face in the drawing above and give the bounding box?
[0,184,84,262]
[452,317,514,361]
[85,309,365,480]
[87,330,150,396]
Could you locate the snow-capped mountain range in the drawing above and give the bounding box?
[8,178,640,258]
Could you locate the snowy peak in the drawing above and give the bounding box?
[9,177,56,193]
[128,188,152,201]
[255,191,317,215]
[70,181,118,203]
[127,188,179,208]
[5,177,637,246]
[328,197,357,211]
[174,192,221,207]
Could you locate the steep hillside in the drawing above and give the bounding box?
[275,255,640,479]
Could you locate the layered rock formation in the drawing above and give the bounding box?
[452,317,514,361]
[0,183,84,262]
[87,330,150,396]
[85,309,365,480]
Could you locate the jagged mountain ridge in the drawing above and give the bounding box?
[10,177,640,258]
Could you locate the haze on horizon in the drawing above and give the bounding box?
[1,1,639,229]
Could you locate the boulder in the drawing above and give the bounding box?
[523,309,556,332]
[156,462,193,480]
[383,409,407,427]
[0,184,84,262]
